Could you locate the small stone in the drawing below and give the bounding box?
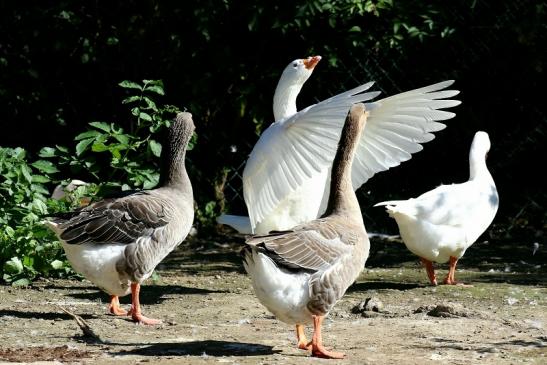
[351,297,383,314]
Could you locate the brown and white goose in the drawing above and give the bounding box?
[243,104,370,359]
[45,112,195,325]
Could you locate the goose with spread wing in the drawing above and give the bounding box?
[218,55,461,234]
[375,131,498,285]
[45,112,195,324]
[243,104,370,359]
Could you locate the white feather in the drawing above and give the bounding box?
[375,131,499,263]
[243,248,313,325]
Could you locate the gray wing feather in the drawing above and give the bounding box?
[246,219,356,272]
[56,192,169,245]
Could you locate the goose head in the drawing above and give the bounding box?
[273,55,322,121]
[469,131,491,180]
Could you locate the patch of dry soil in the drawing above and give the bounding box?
[0,235,545,364]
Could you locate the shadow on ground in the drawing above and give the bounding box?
[0,309,95,321]
[66,284,226,304]
[110,340,280,357]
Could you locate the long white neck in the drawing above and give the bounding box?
[469,147,491,182]
[273,77,304,121]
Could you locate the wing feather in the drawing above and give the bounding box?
[247,220,355,272]
[56,192,169,245]
[244,79,460,230]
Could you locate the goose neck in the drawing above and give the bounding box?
[273,80,302,121]
[323,106,366,217]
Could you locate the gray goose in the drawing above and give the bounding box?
[243,103,370,358]
[46,112,195,325]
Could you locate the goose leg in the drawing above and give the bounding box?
[128,283,161,325]
[108,295,128,316]
[310,315,344,359]
[420,258,438,286]
[296,324,311,350]
[443,256,472,286]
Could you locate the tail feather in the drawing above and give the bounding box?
[374,200,404,207]
[216,214,253,234]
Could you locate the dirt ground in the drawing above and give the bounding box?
[0,232,545,365]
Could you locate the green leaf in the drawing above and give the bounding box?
[51,260,64,270]
[39,147,57,158]
[20,164,33,183]
[31,160,59,174]
[143,79,163,86]
[142,96,158,111]
[33,199,48,214]
[32,175,50,183]
[75,130,101,141]
[5,226,15,238]
[110,148,121,159]
[139,112,152,122]
[122,95,140,104]
[145,85,165,95]
[149,139,162,157]
[56,145,69,153]
[91,142,109,152]
[89,121,111,132]
[349,25,362,33]
[4,257,24,274]
[118,80,142,90]
[12,278,31,287]
[113,134,130,145]
[76,137,94,156]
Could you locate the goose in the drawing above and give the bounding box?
[243,103,370,359]
[218,55,461,235]
[375,131,498,285]
[45,112,195,324]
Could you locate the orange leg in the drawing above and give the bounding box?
[420,257,438,286]
[128,283,161,325]
[296,324,311,350]
[310,315,345,359]
[109,295,128,316]
[443,256,472,286]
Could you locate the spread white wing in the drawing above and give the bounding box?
[243,80,460,231]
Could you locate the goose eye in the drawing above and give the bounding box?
[293,62,298,67]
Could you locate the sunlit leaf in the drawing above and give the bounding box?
[4,257,23,274]
[38,147,57,158]
[89,121,111,132]
[75,130,101,141]
[149,139,162,157]
[75,137,94,156]
[31,160,59,174]
[118,80,142,90]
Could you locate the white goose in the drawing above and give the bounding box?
[45,113,195,324]
[218,55,461,234]
[375,131,499,285]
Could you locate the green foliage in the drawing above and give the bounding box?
[0,147,79,285]
[1,80,188,285]
[42,80,183,191]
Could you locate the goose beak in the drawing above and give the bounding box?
[303,55,322,70]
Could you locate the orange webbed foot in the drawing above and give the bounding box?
[311,344,345,359]
[108,295,128,316]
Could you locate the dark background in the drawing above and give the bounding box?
[1,1,545,241]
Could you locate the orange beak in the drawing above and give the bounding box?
[303,55,321,70]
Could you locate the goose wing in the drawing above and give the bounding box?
[246,218,359,272]
[243,80,460,231]
[53,191,170,245]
